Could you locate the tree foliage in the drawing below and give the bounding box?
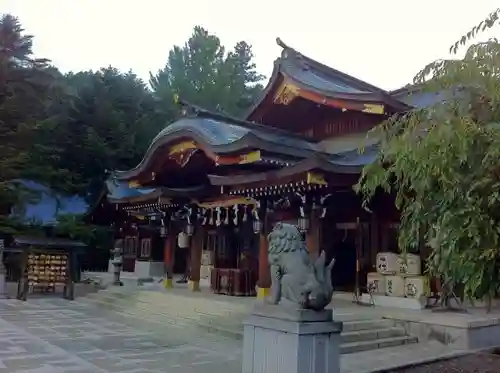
[356,11,500,308]
[0,14,68,231]
[35,67,162,201]
[0,15,264,243]
[150,26,264,118]
[55,213,108,245]
[450,8,500,53]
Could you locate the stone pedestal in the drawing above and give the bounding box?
[242,305,342,373]
[134,260,164,278]
[0,239,7,298]
[0,273,6,299]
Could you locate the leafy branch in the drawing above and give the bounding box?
[356,10,500,310]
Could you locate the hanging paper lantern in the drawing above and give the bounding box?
[178,232,190,248]
[185,223,194,236]
[298,217,309,233]
[253,219,262,234]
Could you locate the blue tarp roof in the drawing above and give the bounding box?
[105,178,158,201]
[9,180,88,226]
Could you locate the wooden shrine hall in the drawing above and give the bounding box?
[89,38,429,300]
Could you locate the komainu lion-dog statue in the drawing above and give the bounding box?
[267,222,335,311]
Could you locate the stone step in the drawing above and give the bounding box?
[341,327,407,344]
[95,289,374,321]
[77,296,243,340]
[342,319,395,332]
[139,291,250,314]
[83,290,391,330]
[88,290,379,324]
[89,290,245,319]
[77,300,242,346]
[341,335,418,354]
[80,294,243,330]
[78,292,418,354]
[89,291,247,317]
[86,292,384,336]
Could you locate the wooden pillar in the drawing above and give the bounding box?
[369,216,379,270]
[163,231,176,289]
[188,227,203,292]
[257,230,271,299]
[381,221,394,252]
[306,209,321,259]
[355,217,362,296]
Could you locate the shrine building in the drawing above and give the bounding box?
[88,38,436,302]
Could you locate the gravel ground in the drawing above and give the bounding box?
[386,353,500,373]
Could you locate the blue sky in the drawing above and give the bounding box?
[2,0,499,90]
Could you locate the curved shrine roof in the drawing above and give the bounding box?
[152,116,317,151]
[104,178,206,203]
[246,38,410,119]
[390,84,458,109]
[326,144,379,167]
[112,102,382,183]
[113,108,319,181]
[208,143,379,187]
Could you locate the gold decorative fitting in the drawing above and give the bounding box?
[128,180,141,188]
[306,172,327,185]
[168,141,197,156]
[273,81,300,105]
[362,103,385,115]
[239,150,261,164]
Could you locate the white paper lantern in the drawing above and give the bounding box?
[177,232,190,248]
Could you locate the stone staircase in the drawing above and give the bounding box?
[77,288,418,354]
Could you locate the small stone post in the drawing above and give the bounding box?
[111,246,123,286]
[242,222,341,373]
[0,239,6,298]
[242,305,342,373]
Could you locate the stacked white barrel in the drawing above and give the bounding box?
[366,253,429,300]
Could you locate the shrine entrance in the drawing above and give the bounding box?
[330,229,357,292]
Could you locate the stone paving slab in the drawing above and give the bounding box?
[0,297,465,373]
[0,298,240,373]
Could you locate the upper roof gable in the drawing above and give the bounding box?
[246,38,410,120]
[276,38,388,95]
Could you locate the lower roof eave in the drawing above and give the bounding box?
[285,75,411,113]
[208,156,364,188]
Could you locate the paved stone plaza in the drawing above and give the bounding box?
[0,297,242,373]
[0,297,464,373]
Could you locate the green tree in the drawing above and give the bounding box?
[0,14,65,232]
[355,9,500,310]
[223,41,265,114]
[38,67,160,201]
[150,26,264,120]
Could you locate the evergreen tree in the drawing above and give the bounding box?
[150,26,264,120]
[223,41,265,114]
[41,67,160,201]
[0,14,63,231]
